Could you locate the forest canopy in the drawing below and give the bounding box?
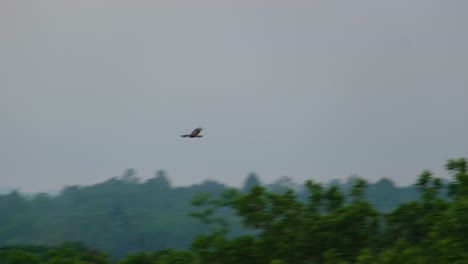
[1,158,467,263]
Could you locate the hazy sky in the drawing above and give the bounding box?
[2,0,467,192]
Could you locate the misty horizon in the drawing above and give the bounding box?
[0,165,451,194]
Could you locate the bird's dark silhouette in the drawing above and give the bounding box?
[181,128,203,138]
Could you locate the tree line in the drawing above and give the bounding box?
[1,158,466,263]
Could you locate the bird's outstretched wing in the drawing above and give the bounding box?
[190,128,202,137]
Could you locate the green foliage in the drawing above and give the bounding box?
[155,250,197,264]
[376,240,425,264]
[447,158,468,197]
[116,249,198,264]
[0,170,419,258]
[118,252,152,264]
[191,177,381,263]
[0,250,40,264]
[323,249,349,264]
[0,171,229,257]
[2,158,468,263]
[0,243,108,264]
[269,260,285,264]
[355,249,375,264]
[188,158,468,264]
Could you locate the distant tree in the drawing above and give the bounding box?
[446,158,468,197]
[121,169,139,183]
[242,173,261,193]
[146,170,171,190]
[267,176,296,193]
[385,170,448,246]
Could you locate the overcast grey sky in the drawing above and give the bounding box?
[2,0,467,192]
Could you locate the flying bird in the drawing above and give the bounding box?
[181,128,203,138]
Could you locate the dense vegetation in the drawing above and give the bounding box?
[1,158,467,263]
